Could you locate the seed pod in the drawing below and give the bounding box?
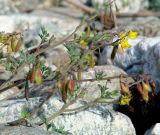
[142,90,149,103]
[34,67,42,85]
[111,45,118,60]
[86,27,91,37]
[28,66,35,83]
[14,38,22,52]
[61,81,68,103]
[77,71,82,80]
[89,54,95,68]
[57,80,63,89]
[142,81,151,92]
[11,37,16,52]
[7,42,12,53]
[67,79,75,96]
[25,80,29,101]
[150,80,156,95]
[136,83,143,95]
[120,81,130,94]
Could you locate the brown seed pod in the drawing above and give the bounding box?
[61,81,68,103]
[67,79,75,96]
[14,38,22,52]
[111,45,118,60]
[34,67,42,85]
[120,81,130,94]
[89,54,95,68]
[142,81,151,92]
[136,83,143,95]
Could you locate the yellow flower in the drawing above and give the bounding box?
[119,32,127,39]
[80,40,88,46]
[119,94,132,105]
[121,38,131,49]
[129,31,138,39]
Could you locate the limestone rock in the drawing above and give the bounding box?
[0,96,136,135]
[145,123,160,135]
[0,65,135,135]
[0,124,59,135]
[99,36,160,89]
[91,0,149,13]
[0,12,80,46]
[0,0,18,15]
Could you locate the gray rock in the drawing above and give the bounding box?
[99,36,160,89]
[0,12,80,46]
[0,0,18,15]
[144,123,160,135]
[0,124,59,135]
[77,65,134,102]
[91,0,149,13]
[116,17,160,37]
[0,97,136,135]
[0,65,136,135]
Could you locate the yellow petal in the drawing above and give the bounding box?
[80,40,88,46]
[119,31,127,39]
[129,31,138,39]
[119,94,132,105]
[121,38,131,49]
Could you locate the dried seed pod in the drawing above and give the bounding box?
[89,54,95,68]
[111,45,118,60]
[86,26,91,37]
[25,80,29,101]
[150,80,156,94]
[120,81,130,94]
[67,79,75,96]
[142,90,149,103]
[11,37,16,52]
[57,80,63,89]
[136,83,143,95]
[7,42,12,53]
[142,81,151,92]
[77,71,82,80]
[34,67,42,85]
[28,65,35,83]
[61,81,68,103]
[14,38,22,52]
